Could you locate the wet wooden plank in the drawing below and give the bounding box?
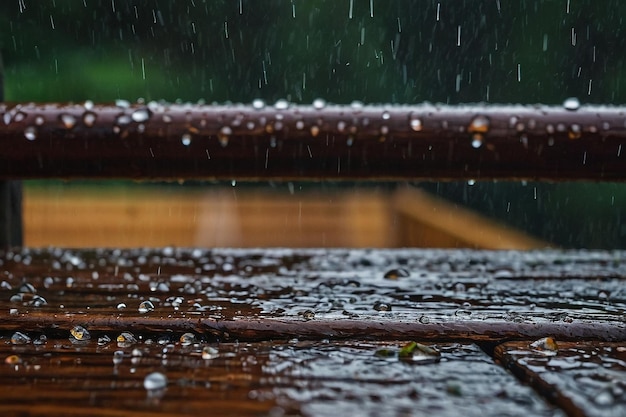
[495,341,626,417]
[1,248,625,342]
[1,102,625,181]
[0,339,563,416]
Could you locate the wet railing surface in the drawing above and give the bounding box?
[1,248,625,416]
[1,101,625,180]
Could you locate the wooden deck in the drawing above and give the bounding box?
[1,248,624,416]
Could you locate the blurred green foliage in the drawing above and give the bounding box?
[1,0,625,248]
[2,0,626,104]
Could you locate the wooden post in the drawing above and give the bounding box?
[0,53,22,246]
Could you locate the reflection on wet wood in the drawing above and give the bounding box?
[1,248,624,415]
[1,248,624,342]
[1,102,625,180]
[495,341,626,417]
[0,340,563,417]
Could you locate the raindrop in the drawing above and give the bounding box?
[70,325,91,341]
[59,114,77,129]
[530,337,558,355]
[83,100,94,111]
[468,115,490,134]
[24,126,37,141]
[83,112,97,127]
[131,108,151,122]
[181,133,192,146]
[112,350,124,365]
[138,300,155,314]
[144,372,167,390]
[11,331,31,345]
[115,99,130,108]
[35,116,45,126]
[274,99,289,110]
[384,268,410,280]
[563,97,580,111]
[295,120,305,130]
[310,125,320,137]
[471,134,483,149]
[467,179,476,186]
[5,355,21,365]
[117,332,137,347]
[116,114,132,125]
[252,99,265,110]
[218,126,232,147]
[179,333,196,346]
[382,111,391,120]
[568,124,582,140]
[98,335,112,346]
[19,283,36,293]
[117,302,127,309]
[409,115,423,131]
[350,100,364,109]
[419,315,430,324]
[14,112,26,122]
[398,342,441,364]
[202,346,219,360]
[312,98,326,110]
[373,301,392,311]
[300,310,315,320]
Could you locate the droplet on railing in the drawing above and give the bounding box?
[83,112,97,127]
[24,126,37,141]
[59,114,77,129]
[471,134,483,149]
[409,114,423,131]
[468,115,490,134]
[350,100,364,110]
[312,98,326,110]
[274,99,289,110]
[131,108,151,123]
[181,133,192,146]
[116,114,132,125]
[252,99,265,110]
[568,123,582,140]
[218,126,232,147]
[563,97,580,111]
[115,99,130,108]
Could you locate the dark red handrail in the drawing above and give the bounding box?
[1,100,624,181]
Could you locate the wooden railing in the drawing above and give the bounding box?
[0,100,624,181]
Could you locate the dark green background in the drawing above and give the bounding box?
[1,0,625,248]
